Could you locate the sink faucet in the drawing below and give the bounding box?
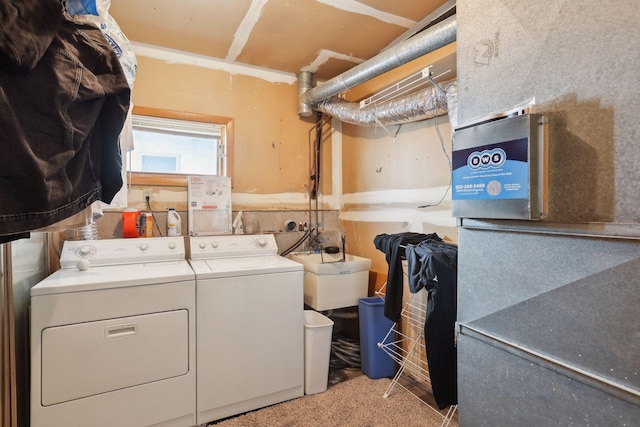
[308,232,323,253]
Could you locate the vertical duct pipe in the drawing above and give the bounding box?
[298,15,457,117]
[298,71,314,117]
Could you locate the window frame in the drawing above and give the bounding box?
[130,106,234,187]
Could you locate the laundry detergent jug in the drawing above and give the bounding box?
[167,208,182,236]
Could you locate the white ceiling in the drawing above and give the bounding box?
[109,0,453,82]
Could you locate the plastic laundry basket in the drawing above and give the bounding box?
[304,310,334,395]
[359,297,395,379]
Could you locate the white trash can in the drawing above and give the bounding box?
[303,310,334,395]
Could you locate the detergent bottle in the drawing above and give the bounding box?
[167,208,182,236]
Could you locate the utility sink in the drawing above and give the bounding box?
[290,252,372,311]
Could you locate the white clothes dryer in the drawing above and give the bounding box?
[30,237,196,427]
[188,234,304,424]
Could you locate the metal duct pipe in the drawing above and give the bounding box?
[298,14,457,116]
[315,79,457,127]
[297,71,314,117]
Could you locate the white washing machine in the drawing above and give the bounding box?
[30,237,196,427]
[188,234,304,424]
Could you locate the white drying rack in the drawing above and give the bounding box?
[375,278,457,426]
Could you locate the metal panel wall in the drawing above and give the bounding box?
[457,333,640,426]
[456,0,640,423]
[457,0,640,223]
[457,225,640,324]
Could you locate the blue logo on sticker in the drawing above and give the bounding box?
[468,148,506,170]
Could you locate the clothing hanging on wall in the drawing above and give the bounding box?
[373,232,442,321]
[0,0,130,241]
[69,0,139,212]
[405,239,458,409]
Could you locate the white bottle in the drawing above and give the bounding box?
[167,208,181,236]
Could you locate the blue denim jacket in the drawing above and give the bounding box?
[0,1,130,239]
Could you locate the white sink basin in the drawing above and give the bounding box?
[289,253,371,275]
[290,252,372,311]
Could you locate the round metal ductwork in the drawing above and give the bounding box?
[297,71,314,118]
[315,79,457,127]
[297,14,457,118]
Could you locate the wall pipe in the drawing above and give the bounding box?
[298,14,457,117]
[297,71,314,117]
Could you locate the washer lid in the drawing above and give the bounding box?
[31,261,194,297]
[189,255,302,278]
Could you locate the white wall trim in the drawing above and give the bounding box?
[315,0,417,28]
[132,42,297,84]
[340,207,456,230]
[342,186,451,207]
[232,192,309,206]
[302,49,364,73]
[226,0,269,62]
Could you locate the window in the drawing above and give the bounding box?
[140,154,178,173]
[129,107,234,186]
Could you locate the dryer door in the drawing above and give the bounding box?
[41,309,189,406]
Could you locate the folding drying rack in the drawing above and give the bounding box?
[375,265,457,426]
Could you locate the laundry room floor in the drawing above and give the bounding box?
[327,366,362,387]
[329,366,443,408]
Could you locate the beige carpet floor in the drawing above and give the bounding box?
[211,375,453,427]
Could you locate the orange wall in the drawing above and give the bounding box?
[129,55,327,210]
[129,54,457,296]
[339,118,457,294]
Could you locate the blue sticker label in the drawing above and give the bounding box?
[103,34,123,57]
[452,138,529,200]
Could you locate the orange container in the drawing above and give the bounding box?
[121,208,140,238]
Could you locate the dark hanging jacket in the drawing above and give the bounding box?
[0,0,130,240]
[405,239,458,409]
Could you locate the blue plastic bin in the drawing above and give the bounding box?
[358,297,395,378]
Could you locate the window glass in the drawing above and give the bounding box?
[140,154,178,173]
[130,114,225,175]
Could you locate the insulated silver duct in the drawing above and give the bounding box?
[315,79,457,127]
[298,14,457,116]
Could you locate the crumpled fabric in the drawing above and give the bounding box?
[0,0,130,239]
[68,0,138,211]
[373,232,442,322]
[405,239,458,409]
[405,239,458,293]
[0,0,62,72]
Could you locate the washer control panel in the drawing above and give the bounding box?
[60,236,185,269]
[188,234,278,260]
